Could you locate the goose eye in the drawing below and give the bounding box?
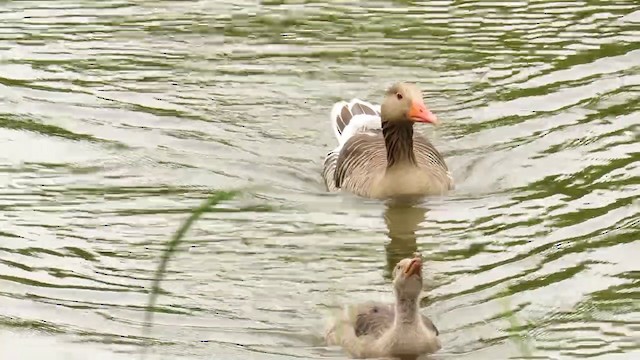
[396,93,403,100]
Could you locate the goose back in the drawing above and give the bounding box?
[322,99,382,192]
[332,132,452,198]
[354,302,439,338]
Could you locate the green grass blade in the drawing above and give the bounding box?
[141,190,239,354]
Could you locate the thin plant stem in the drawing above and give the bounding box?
[141,190,239,356]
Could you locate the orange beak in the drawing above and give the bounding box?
[404,257,422,277]
[407,99,438,125]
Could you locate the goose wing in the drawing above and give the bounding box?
[322,99,382,192]
[413,135,455,190]
[354,302,439,338]
[333,132,386,195]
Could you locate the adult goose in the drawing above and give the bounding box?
[325,254,441,359]
[322,82,453,199]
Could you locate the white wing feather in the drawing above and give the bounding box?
[322,98,382,191]
[329,98,381,149]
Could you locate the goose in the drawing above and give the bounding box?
[325,254,441,359]
[322,82,453,199]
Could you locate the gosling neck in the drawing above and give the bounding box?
[393,290,421,325]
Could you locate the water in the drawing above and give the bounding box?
[0,1,638,359]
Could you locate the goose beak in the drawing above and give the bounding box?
[408,100,439,125]
[404,257,423,277]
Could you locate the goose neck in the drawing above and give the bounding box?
[382,120,416,167]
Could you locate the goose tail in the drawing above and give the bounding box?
[329,98,380,143]
[323,98,381,192]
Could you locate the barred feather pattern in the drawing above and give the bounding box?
[322,98,382,192]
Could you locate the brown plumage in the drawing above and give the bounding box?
[322,82,453,199]
[353,302,439,338]
[324,254,441,359]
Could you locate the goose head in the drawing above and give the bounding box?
[392,253,424,298]
[380,82,438,125]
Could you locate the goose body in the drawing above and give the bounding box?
[322,83,454,199]
[325,255,441,359]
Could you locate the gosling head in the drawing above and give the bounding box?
[392,253,424,298]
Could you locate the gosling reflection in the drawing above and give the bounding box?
[382,202,429,279]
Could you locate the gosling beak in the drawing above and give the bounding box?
[407,99,439,125]
[404,257,423,277]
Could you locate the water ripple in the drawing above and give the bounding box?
[0,0,638,359]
